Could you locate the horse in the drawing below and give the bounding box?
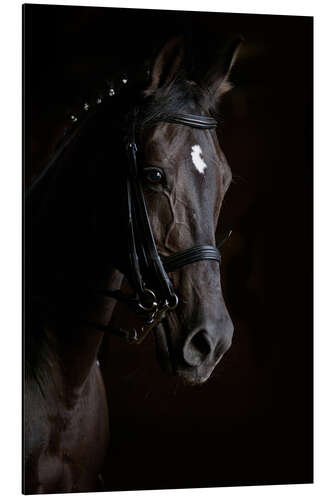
[24,35,242,493]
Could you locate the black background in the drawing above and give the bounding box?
[24,4,313,491]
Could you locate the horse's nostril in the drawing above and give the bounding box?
[183,330,212,367]
[191,330,211,357]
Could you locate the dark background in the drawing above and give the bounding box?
[24,4,313,491]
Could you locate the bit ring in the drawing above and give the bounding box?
[137,288,158,312]
[167,293,179,310]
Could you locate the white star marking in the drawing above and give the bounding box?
[191,145,207,174]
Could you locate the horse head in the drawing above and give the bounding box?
[109,36,242,384]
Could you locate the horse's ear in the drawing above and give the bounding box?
[145,36,185,96]
[200,36,243,101]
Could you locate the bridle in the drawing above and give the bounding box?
[102,112,231,343]
[27,106,231,344]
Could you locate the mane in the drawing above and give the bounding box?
[26,71,218,206]
[25,69,216,382]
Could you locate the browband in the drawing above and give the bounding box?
[166,113,218,129]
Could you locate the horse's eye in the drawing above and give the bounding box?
[143,168,164,184]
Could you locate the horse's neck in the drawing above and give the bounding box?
[46,324,104,394]
[28,119,126,396]
[31,269,124,400]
